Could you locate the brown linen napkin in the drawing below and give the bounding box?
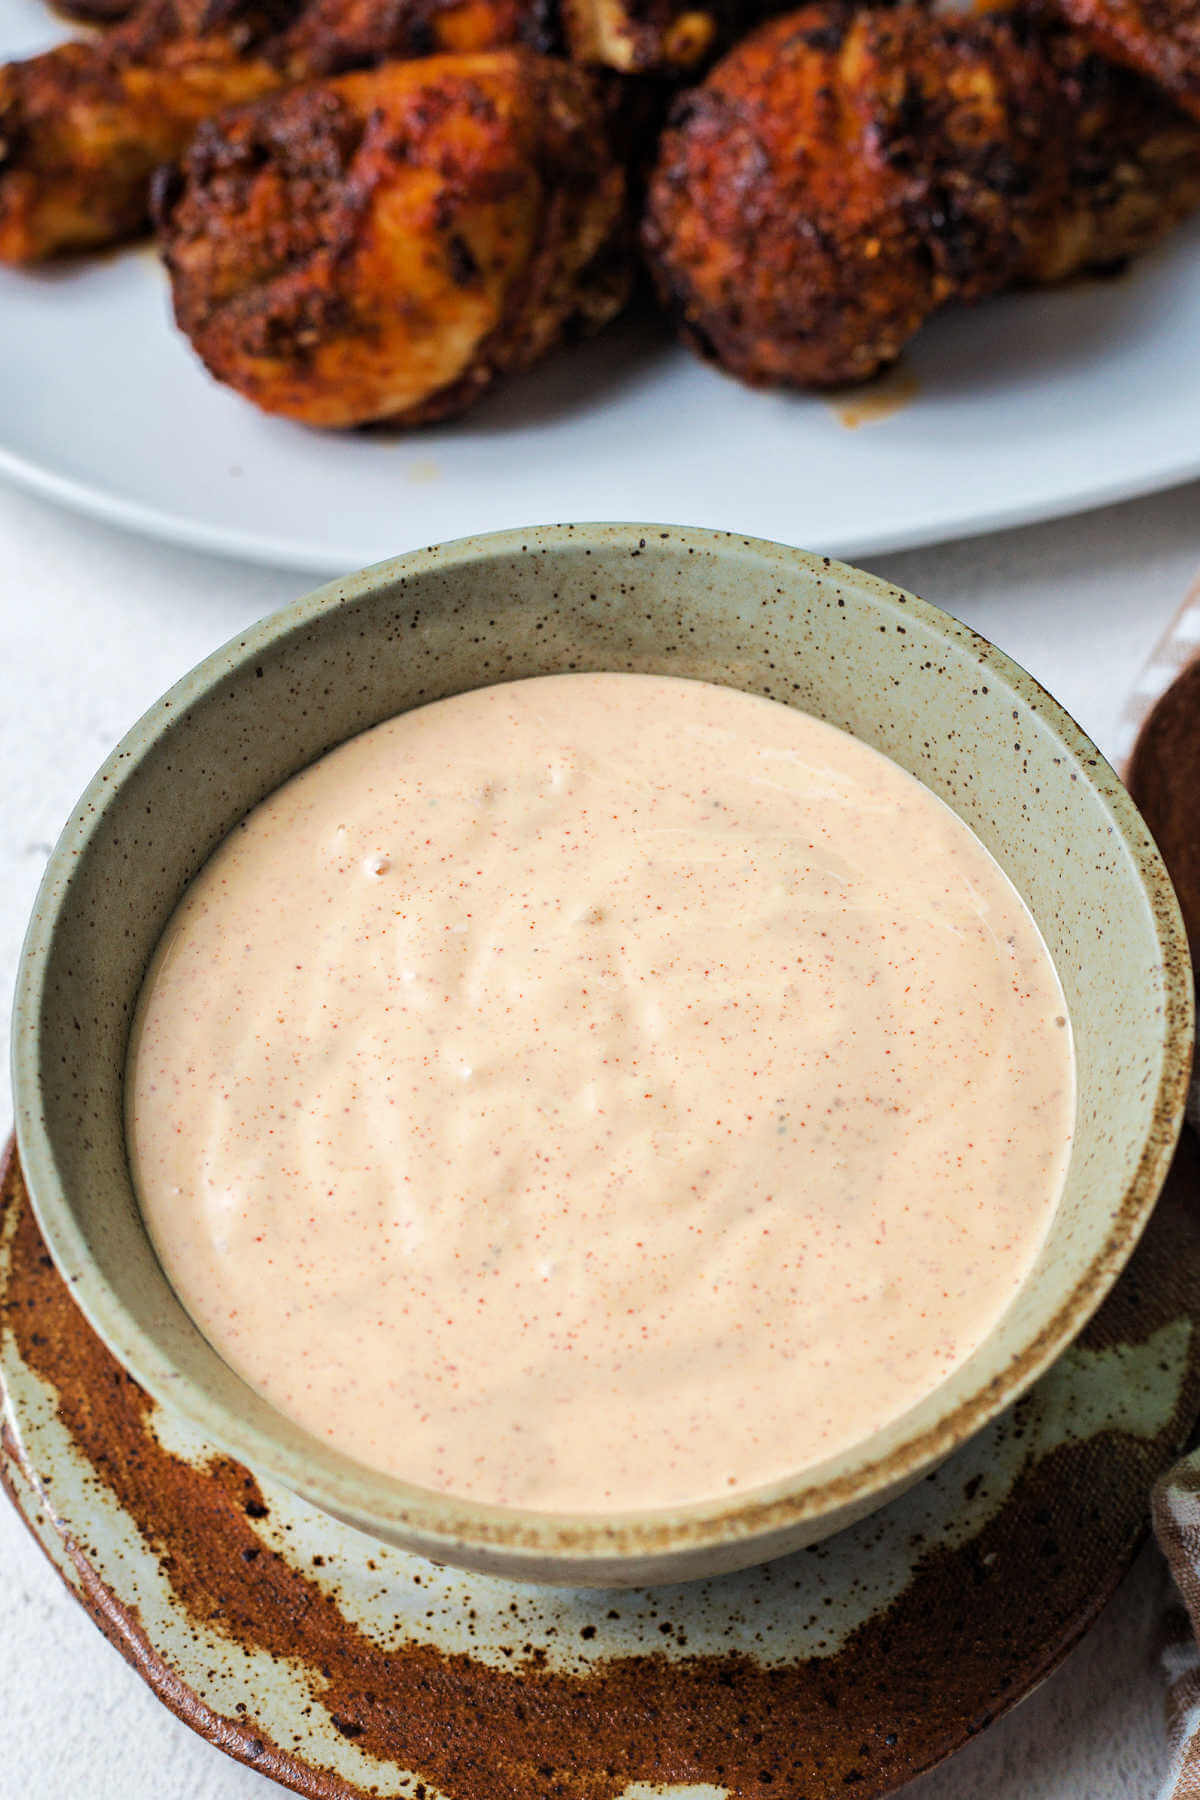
[1124,575,1200,1798]
[1113,581,1200,779]
[1155,1470,1200,1796]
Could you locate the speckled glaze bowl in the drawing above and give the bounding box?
[12,525,1195,1588]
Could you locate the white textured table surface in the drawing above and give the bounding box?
[1,478,1198,1800]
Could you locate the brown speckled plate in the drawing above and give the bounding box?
[3,1127,1200,1800]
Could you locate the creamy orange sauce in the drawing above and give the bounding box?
[127,673,1074,1513]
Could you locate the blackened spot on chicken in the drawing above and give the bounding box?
[149,159,184,226]
[980,145,1029,196]
[405,16,438,57]
[447,231,481,285]
[518,0,564,56]
[797,19,847,50]
[464,86,500,122]
[0,95,24,174]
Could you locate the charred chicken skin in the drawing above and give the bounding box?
[1018,7,1200,278]
[152,50,629,426]
[51,0,155,22]
[1050,0,1200,120]
[641,1,1200,388]
[0,0,546,262]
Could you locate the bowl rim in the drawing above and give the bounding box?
[12,521,1196,1569]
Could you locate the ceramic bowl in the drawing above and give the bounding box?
[12,525,1194,1587]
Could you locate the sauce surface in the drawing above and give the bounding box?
[128,673,1075,1512]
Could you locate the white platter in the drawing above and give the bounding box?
[3,0,1200,573]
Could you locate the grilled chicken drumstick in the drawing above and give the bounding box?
[153,50,629,426]
[1020,8,1200,278]
[641,1,1200,388]
[0,0,289,261]
[0,0,548,261]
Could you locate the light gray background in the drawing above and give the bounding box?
[1,478,1197,1798]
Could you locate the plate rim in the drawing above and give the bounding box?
[2,431,1200,572]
